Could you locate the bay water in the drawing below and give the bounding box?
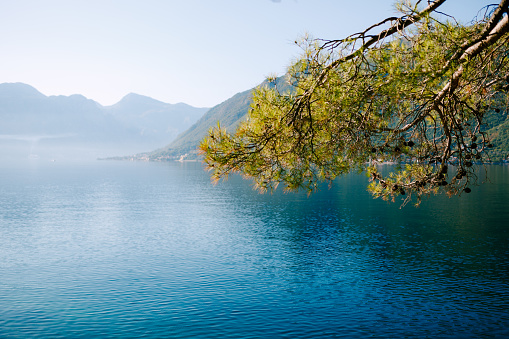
[0,159,508,338]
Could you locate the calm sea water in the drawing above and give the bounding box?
[0,159,508,338]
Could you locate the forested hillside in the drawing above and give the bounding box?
[140,77,509,163]
[143,77,292,161]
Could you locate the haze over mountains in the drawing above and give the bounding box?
[2,79,508,163]
[0,83,208,160]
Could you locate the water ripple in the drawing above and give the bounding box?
[0,161,508,338]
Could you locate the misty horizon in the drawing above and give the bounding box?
[0,82,209,160]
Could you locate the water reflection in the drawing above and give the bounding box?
[0,160,507,338]
[210,164,509,337]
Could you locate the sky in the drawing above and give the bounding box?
[0,0,491,108]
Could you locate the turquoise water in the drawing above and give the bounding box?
[0,160,508,338]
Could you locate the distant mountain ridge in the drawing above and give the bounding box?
[0,82,208,158]
[4,80,507,163]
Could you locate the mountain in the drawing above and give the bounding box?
[142,76,292,161]
[483,94,509,161]
[105,93,206,145]
[0,82,208,159]
[145,88,253,161]
[140,75,509,163]
[0,83,111,140]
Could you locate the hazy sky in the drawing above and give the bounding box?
[0,0,490,107]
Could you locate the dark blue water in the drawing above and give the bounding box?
[1,160,508,338]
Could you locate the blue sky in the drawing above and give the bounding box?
[0,0,490,107]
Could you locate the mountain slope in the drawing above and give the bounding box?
[147,88,253,160]
[143,76,509,163]
[145,76,292,160]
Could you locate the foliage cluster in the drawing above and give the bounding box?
[200,0,509,206]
